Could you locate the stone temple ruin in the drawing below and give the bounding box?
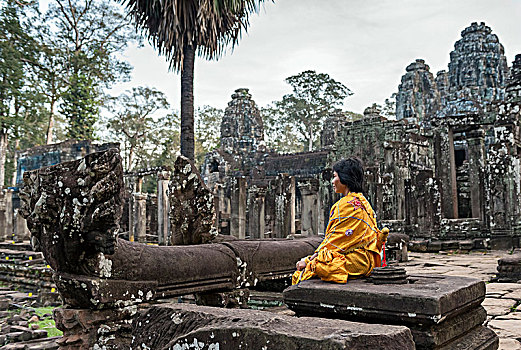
[202,22,521,251]
[0,21,520,349]
[16,148,500,349]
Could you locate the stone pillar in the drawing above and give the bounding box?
[435,126,458,219]
[230,177,246,239]
[0,190,7,242]
[14,208,30,242]
[133,193,147,243]
[466,129,486,220]
[157,171,170,245]
[274,174,295,238]
[247,187,266,239]
[5,190,12,241]
[298,180,319,236]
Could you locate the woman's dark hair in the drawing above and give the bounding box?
[332,157,364,193]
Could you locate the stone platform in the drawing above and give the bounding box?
[401,251,521,350]
[284,275,498,349]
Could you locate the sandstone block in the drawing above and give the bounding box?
[131,303,415,350]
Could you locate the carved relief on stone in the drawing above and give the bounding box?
[169,154,217,245]
[19,148,124,274]
[220,88,264,155]
[396,59,441,124]
[448,22,509,103]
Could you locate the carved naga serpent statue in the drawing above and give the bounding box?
[19,149,321,309]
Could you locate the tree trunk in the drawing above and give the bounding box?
[46,97,56,144]
[180,43,195,161]
[308,124,313,152]
[11,139,19,187]
[0,129,7,189]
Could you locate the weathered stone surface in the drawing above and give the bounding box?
[19,149,123,274]
[436,325,498,350]
[396,59,441,123]
[498,338,521,350]
[496,254,521,282]
[284,275,495,348]
[487,319,521,340]
[169,154,216,245]
[482,298,517,317]
[447,22,509,103]
[284,276,485,324]
[18,149,322,309]
[222,236,322,289]
[220,88,264,157]
[131,303,415,350]
[54,307,135,349]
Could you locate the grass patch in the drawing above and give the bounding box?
[30,306,63,337]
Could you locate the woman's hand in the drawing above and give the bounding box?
[296,259,307,271]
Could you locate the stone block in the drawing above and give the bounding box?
[490,236,514,250]
[283,275,497,349]
[436,325,498,350]
[54,307,134,349]
[427,241,442,252]
[441,240,459,250]
[284,276,485,325]
[473,238,488,249]
[496,254,521,282]
[131,303,415,350]
[459,240,474,250]
[409,240,429,252]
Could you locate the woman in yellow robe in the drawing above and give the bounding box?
[292,157,387,285]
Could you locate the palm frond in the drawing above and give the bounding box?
[121,0,265,71]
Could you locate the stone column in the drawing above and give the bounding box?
[466,129,486,220]
[247,187,266,239]
[14,208,30,242]
[230,177,246,239]
[435,126,458,219]
[157,170,170,245]
[5,189,12,241]
[0,190,6,242]
[133,193,147,243]
[274,174,295,238]
[298,180,319,236]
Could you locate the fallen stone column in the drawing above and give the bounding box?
[130,303,415,350]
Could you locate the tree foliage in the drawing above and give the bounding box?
[42,0,140,141]
[194,105,222,164]
[0,1,47,186]
[124,0,265,161]
[265,70,352,152]
[105,86,171,171]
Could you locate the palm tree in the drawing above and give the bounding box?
[122,0,264,161]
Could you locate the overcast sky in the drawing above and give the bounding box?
[48,0,521,114]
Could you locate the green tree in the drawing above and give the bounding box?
[194,105,222,164]
[272,70,352,152]
[152,111,181,168]
[261,105,302,153]
[105,86,170,171]
[125,0,264,161]
[43,0,140,141]
[0,1,42,187]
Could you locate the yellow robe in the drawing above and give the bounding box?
[292,192,386,285]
